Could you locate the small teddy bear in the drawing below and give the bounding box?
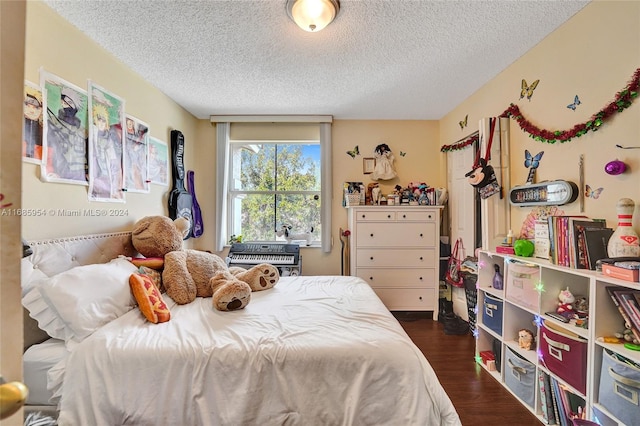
[131,215,279,311]
[557,286,576,320]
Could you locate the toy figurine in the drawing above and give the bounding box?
[557,287,576,320]
[518,329,535,350]
[492,264,504,290]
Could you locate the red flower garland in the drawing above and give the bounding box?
[440,133,479,152]
[441,68,639,150]
[501,68,640,144]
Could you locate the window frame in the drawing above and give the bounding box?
[225,139,322,246]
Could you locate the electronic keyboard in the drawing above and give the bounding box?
[227,243,302,276]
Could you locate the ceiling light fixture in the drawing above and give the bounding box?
[286,0,340,32]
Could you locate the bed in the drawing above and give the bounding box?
[22,232,461,426]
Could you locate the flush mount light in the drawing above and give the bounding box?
[286,0,340,32]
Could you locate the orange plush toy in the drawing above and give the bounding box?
[129,272,171,323]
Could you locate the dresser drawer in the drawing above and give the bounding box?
[353,210,396,221]
[357,268,437,288]
[356,222,435,247]
[372,287,436,311]
[395,210,437,222]
[356,248,435,267]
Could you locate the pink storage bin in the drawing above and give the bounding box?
[540,322,588,394]
[506,260,540,311]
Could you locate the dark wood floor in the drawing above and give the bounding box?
[396,313,541,426]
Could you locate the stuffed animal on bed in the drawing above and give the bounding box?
[131,215,279,312]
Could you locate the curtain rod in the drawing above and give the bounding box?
[210,115,333,123]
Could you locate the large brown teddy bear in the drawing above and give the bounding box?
[131,215,279,311]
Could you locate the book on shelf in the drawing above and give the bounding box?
[534,220,550,260]
[583,227,614,270]
[612,288,640,333]
[538,370,556,425]
[606,286,640,343]
[550,377,568,426]
[548,378,561,426]
[568,218,605,269]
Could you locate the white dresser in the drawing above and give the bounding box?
[348,206,442,317]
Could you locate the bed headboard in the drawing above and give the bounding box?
[22,232,136,350]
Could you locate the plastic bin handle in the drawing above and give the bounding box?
[543,332,570,351]
[608,367,640,388]
[507,359,528,375]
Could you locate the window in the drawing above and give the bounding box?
[215,120,332,252]
[227,141,321,244]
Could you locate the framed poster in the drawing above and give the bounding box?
[40,70,89,185]
[124,115,150,193]
[88,81,126,202]
[363,157,375,174]
[148,137,169,186]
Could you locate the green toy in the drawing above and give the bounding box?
[514,239,535,257]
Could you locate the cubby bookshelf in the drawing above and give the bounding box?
[476,250,640,425]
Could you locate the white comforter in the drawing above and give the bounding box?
[55,275,461,426]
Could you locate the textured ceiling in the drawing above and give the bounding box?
[43,0,589,120]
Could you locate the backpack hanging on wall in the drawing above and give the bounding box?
[465,117,501,199]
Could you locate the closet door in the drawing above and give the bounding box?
[447,140,476,251]
[446,139,476,321]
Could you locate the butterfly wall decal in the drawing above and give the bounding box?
[459,115,468,130]
[346,145,359,159]
[399,151,406,157]
[567,95,581,111]
[585,184,604,199]
[524,150,544,169]
[520,79,540,101]
[524,150,544,184]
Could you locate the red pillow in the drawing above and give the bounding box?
[129,273,170,324]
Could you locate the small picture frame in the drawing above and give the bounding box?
[363,157,375,174]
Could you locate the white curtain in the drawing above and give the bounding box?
[320,123,332,253]
[215,122,230,252]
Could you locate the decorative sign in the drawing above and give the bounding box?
[509,180,579,207]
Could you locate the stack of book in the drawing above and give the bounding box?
[538,370,586,425]
[607,286,640,343]
[546,216,613,269]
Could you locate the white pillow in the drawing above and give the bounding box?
[22,258,137,344]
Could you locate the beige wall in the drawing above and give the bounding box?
[22,2,202,241]
[440,1,640,237]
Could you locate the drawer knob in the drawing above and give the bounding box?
[419,296,423,300]
[402,214,406,218]
[387,214,391,219]
[369,276,373,280]
[361,214,366,219]
[370,256,374,260]
[370,233,374,237]
[428,215,432,219]
[419,233,423,237]
[419,276,423,280]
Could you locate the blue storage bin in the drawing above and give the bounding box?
[483,293,503,336]
[504,347,536,408]
[599,349,640,426]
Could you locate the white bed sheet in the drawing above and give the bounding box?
[55,275,461,426]
[23,338,67,406]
